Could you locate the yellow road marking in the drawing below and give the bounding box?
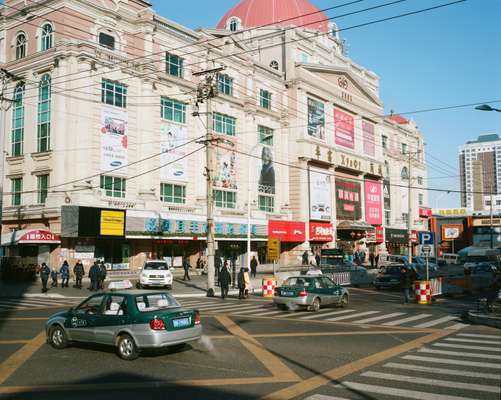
[261,329,453,400]
[0,331,46,386]
[216,315,300,382]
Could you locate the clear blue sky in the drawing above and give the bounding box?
[153,0,501,209]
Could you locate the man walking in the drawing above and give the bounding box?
[315,252,321,267]
[237,268,245,299]
[302,250,309,266]
[88,261,99,291]
[182,256,191,281]
[98,261,107,289]
[60,260,70,288]
[40,263,50,293]
[219,264,231,299]
[73,260,84,289]
[401,267,416,304]
[250,256,258,278]
[50,267,58,287]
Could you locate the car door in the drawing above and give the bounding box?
[322,277,340,304]
[68,294,105,342]
[94,295,129,345]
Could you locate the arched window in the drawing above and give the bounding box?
[41,24,53,51]
[401,166,409,180]
[37,74,51,152]
[11,83,25,156]
[15,33,27,60]
[229,18,238,32]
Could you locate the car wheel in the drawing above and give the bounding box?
[276,304,287,311]
[136,282,142,289]
[48,325,68,349]
[309,297,321,312]
[339,295,349,308]
[117,334,139,361]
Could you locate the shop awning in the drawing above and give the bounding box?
[336,220,375,231]
[1,229,61,246]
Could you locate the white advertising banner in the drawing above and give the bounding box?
[160,123,188,182]
[309,168,332,221]
[101,106,128,172]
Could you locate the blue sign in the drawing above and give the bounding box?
[418,232,434,245]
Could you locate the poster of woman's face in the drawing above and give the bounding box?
[258,147,275,194]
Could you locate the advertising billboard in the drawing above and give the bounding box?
[258,146,276,194]
[309,168,331,221]
[268,220,306,242]
[334,108,355,149]
[160,123,188,182]
[335,179,361,220]
[362,120,375,156]
[383,180,391,210]
[101,106,128,172]
[214,140,237,190]
[307,98,325,139]
[309,222,333,242]
[365,179,382,225]
[100,210,125,237]
[442,224,463,240]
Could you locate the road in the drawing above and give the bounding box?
[0,288,499,399]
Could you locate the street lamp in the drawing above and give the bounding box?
[475,104,501,112]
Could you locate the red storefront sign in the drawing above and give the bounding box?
[309,222,333,242]
[419,208,432,218]
[376,226,384,243]
[334,109,355,149]
[364,180,382,225]
[268,220,306,242]
[18,230,60,244]
[410,230,418,244]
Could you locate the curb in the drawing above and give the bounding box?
[467,311,501,329]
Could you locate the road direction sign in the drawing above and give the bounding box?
[418,232,434,245]
[267,238,280,261]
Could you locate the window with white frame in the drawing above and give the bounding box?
[259,89,271,110]
[37,174,49,204]
[214,190,236,209]
[11,178,22,206]
[401,213,409,224]
[382,135,388,149]
[11,83,25,156]
[229,18,239,32]
[15,33,27,60]
[418,193,424,206]
[258,125,273,146]
[384,210,391,226]
[40,24,53,51]
[160,183,186,204]
[213,113,235,136]
[165,53,184,78]
[401,142,408,155]
[259,195,274,213]
[37,74,51,152]
[101,79,127,108]
[161,97,186,124]
[217,73,233,96]
[100,175,126,198]
[99,32,115,50]
[417,176,423,185]
[401,166,409,180]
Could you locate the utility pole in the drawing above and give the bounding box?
[490,183,494,249]
[407,150,413,264]
[193,66,224,297]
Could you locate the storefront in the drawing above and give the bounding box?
[268,220,306,264]
[1,229,61,266]
[385,228,408,255]
[309,222,334,255]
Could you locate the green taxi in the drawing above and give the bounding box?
[273,275,349,312]
[45,290,202,360]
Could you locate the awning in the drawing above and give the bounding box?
[1,229,61,246]
[336,220,375,231]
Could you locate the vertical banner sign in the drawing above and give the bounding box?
[214,139,237,190]
[160,123,188,182]
[335,179,361,220]
[101,106,128,172]
[383,180,391,210]
[307,98,325,139]
[257,145,276,194]
[309,168,332,221]
[334,109,355,149]
[364,180,383,225]
[362,121,375,156]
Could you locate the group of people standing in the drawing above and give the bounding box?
[217,263,252,300]
[37,260,106,293]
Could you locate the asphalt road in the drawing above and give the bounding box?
[0,288,499,400]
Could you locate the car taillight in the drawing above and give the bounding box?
[299,290,307,297]
[194,311,201,325]
[149,318,165,330]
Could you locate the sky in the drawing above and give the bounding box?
[149,0,500,209]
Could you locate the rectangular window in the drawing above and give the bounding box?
[160,183,186,204]
[161,97,186,124]
[418,193,424,206]
[11,178,22,206]
[258,125,273,145]
[37,77,51,153]
[417,176,423,185]
[496,200,501,206]
[99,32,115,50]
[11,89,24,156]
[214,190,236,209]
[100,175,126,198]
[217,73,233,96]
[402,213,409,224]
[486,200,492,206]
[382,135,388,150]
[101,79,127,108]
[259,89,271,110]
[37,174,49,204]
[213,113,236,136]
[165,53,184,78]
[384,210,391,226]
[401,143,408,155]
[259,195,274,213]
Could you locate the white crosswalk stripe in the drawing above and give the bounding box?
[228,306,271,314]
[444,337,501,345]
[197,303,260,312]
[205,305,269,314]
[432,342,501,352]
[300,309,356,320]
[457,333,500,340]
[383,362,501,380]
[304,395,351,400]
[413,315,459,328]
[0,297,76,310]
[402,355,501,369]
[417,347,501,360]
[445,323,469,330]
[255,310,288,317]
[382,313,432,326]
[327,310,380,321]
[352,312,405,324]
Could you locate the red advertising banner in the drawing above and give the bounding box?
[419,208,432,218]
[376,226,384,243]
[18,230,61,243]
[336,179,361,220]
[268,220,306,242]
[309,222,333,242]
[362,121,375,156]
[334,109,355,149]
[364,180,382,225]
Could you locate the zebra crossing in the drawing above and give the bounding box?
[303,332,501,400]
[179,298,469,330]
[0,297,77,311]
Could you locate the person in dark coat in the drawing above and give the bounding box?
[400,267,417,304]
[250,256,258,278]
[88,261,100,291]
[50,267,58,287]
[215,256,222,286]
[40,263,50,293]
[98,261,107,289]
[375,253,380,269]
[302,251,309,266]
[183,256,191,281]
[73,260,84,289]
[315,252,321,267]
[369,252,375,269]
[237,268,246,299]
[60,260,70,288]
[219,264,231,299]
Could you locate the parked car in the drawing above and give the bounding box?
[465,262,498,275]
[45,290,202,360]
[440,253,460,265]
[273,276,349,312]
[137,260,173,289]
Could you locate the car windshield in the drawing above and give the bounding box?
[135,293,179,312]
[144,262,168,270]
[284,277,311,288]
[382,266,402,275]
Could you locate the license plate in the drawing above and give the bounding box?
[282,291,294,297]
[173,317,191,328]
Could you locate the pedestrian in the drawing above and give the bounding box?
[302,250,309,266]
[375,253,380,269]
[315,252,321,267]
[196,255,202,270]
[243,268,251,298]
[88,261,100,291]
[237,268,245,299]
[73,260,84,289]
[50,267,58,287]
[215,256,222,286]
[219,264,231,299]
[183,256,191,281]
[401,267,416,304]
[40,262,50,293]
[250,256,258,278]
[369,252,375,269]
[60,260,70,288]
[99,261,107,289]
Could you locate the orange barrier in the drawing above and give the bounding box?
[262,277,277,298]
[415,280,431,305]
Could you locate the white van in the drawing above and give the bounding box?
[440,253,460,265]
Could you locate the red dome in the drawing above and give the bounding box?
[217,0,329,33]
